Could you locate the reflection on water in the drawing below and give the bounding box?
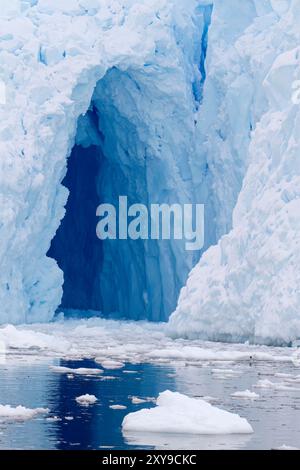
[0,357,300,449]
[0,359,175,449]
[51,360,175,450]
[123,431,252,450]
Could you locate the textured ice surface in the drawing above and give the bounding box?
[0,318,297,365]
[122,390,253,435]
[0,0,214,323]
[1,1,300,343]
[169,0,300,345]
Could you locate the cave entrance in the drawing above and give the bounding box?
[48,137,104,316]
[48,67,197,322]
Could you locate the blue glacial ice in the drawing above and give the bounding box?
[0,0,215,323]
[169,0,300,345]
[1,0,300,345]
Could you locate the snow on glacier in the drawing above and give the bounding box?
[169,0,300,345]
[0,0,214,323]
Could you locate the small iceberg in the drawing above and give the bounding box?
[122,390,253,435]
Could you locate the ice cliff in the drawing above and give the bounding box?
[0,0,214,323]
[169,0,300,345]
[1,0,300,345]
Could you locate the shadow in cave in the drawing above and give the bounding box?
[47,140,104,314]
[47,67,197,322]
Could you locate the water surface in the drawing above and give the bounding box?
[0,357,300,450]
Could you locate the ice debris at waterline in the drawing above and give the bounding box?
[0,404,49,421]
[122,391,253,435]
[0,319,298,365]
[1,1,300,345]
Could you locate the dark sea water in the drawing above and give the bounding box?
[0,358,300,450]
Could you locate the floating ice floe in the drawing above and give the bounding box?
[275,445,300,450]
[50,365,103,375]
[130,396,155,405]
[122,391,253,435]
[254,379,300,392]
[0,404,49,421]
[96,360,125,370]
[75,394,98,406]
[46,416,62,422]
[211,368,242,379]
[130,397,148,405]
[231,390,259,400]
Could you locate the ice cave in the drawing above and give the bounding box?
[1,0,300,344]
[47,68,202,321]
[45,6,215,322]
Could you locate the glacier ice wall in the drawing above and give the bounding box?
[169,0,300,345]
[0,0,217,323]
[1,0,300,342]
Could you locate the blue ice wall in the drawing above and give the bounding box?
[48,3,214,322]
